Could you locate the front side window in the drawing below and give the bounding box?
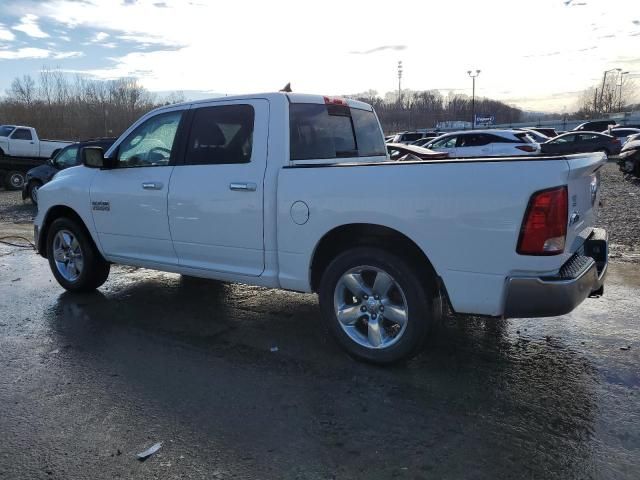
[431,135,457,149]
[117,111,182,168]
[185,105,254,165]
[12,128,32,140]
[457,134,490,147]
[553,134,576,144]
[54,146,79,168]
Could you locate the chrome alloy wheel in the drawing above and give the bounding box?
[52,230,84,282]
[333,266,409,349]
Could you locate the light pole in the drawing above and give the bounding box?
[467,69,480,129]
[598,68,621,113]
[397,61,403,104]
[618,71,629,111]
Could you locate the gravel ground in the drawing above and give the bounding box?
[1,161,638,259]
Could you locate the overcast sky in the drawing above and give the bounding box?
[0,0,638,112]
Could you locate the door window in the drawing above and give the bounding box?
[53,146,79,168]
[117,111,182,168]
[11,128,32,140]
[579,134,600,141]
[552,134,576,143]
[430,136,457,149]
[185,105,255,165]
[457,134,491,147]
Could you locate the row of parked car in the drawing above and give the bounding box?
[386,120,640,161]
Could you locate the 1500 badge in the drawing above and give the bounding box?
[91,201,110,212]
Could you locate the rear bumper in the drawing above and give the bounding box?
[503,228,608,318]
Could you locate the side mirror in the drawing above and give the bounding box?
[82,147,115,169]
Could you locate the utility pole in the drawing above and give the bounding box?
[467,69,480,129]
[618,71,629,111]
[397,61,403,104]
[599,68,621,113]
[593,88,598,115]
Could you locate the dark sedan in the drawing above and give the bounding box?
[22,137,116,204]
[540,132,621,156]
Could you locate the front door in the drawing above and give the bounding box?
[90,109,184,265]
[168,99,268,276]
[9,128,37,157]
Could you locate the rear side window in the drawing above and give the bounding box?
[289,103,384,160]
[0,126,15,137]
[185,105,254,165]
[400,133,423,142]
[351,108,386,156]
[12,128,32,140]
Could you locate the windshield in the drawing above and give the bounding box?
[0,125,15,137]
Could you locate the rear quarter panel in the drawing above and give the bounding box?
[277,158,574,316]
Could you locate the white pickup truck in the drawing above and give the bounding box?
[34,93,608,363]
[0,125,72,159]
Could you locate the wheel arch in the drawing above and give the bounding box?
[38,205,101,260]
[309,223,444,297]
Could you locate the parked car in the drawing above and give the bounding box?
[626,133,640,143]
[387,143,448,161]
[34,92,608,364]
[389,131,430,144]
[22,138,116,204]
[0,125,72,159]
[573,120,617,132]
[604,128,640,146]
[617,139,640,177]
[423,130,540,157]
[540,132,621,156]
[527,127,558,138]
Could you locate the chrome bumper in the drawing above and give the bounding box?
[503,228,608,319]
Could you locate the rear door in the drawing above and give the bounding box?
[168,99,268,276]
[9,128,37,157]
[456,133,492,157]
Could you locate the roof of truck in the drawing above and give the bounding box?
[152,92,373,114]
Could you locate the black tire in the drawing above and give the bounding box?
[46,217,110,292]
[634,160,640,178]
[27,180,42,204]
[319,247,441,364]
[4,170,25,190]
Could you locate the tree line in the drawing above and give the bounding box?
[348,89,523,132]
[0,69,184,141]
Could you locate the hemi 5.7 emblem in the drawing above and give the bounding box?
[92,201,110,212]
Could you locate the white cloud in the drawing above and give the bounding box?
[0,47,51,59]
[54,51,83,59]
[0,47,83,60]
[0,23,16,41]
[12,14,49,39]
[91,31,109,42]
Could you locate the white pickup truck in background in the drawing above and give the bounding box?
[33,93,608,364]
[0,125,72,159]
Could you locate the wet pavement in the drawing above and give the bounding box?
[0,246,638,479]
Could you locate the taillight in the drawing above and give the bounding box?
[324,96,348,106]
[517,186,568,255]
[516,145,537,152]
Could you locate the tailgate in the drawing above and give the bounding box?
[564,152,606,253]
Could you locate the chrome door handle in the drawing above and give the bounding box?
[229,182,257,192]
[142,182,163,190]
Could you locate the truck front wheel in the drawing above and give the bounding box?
[319,247,440,364]
[46,217,110,292]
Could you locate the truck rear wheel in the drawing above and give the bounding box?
[46,217,110,292]
[319,247,440,364]
[4,171,25,190]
